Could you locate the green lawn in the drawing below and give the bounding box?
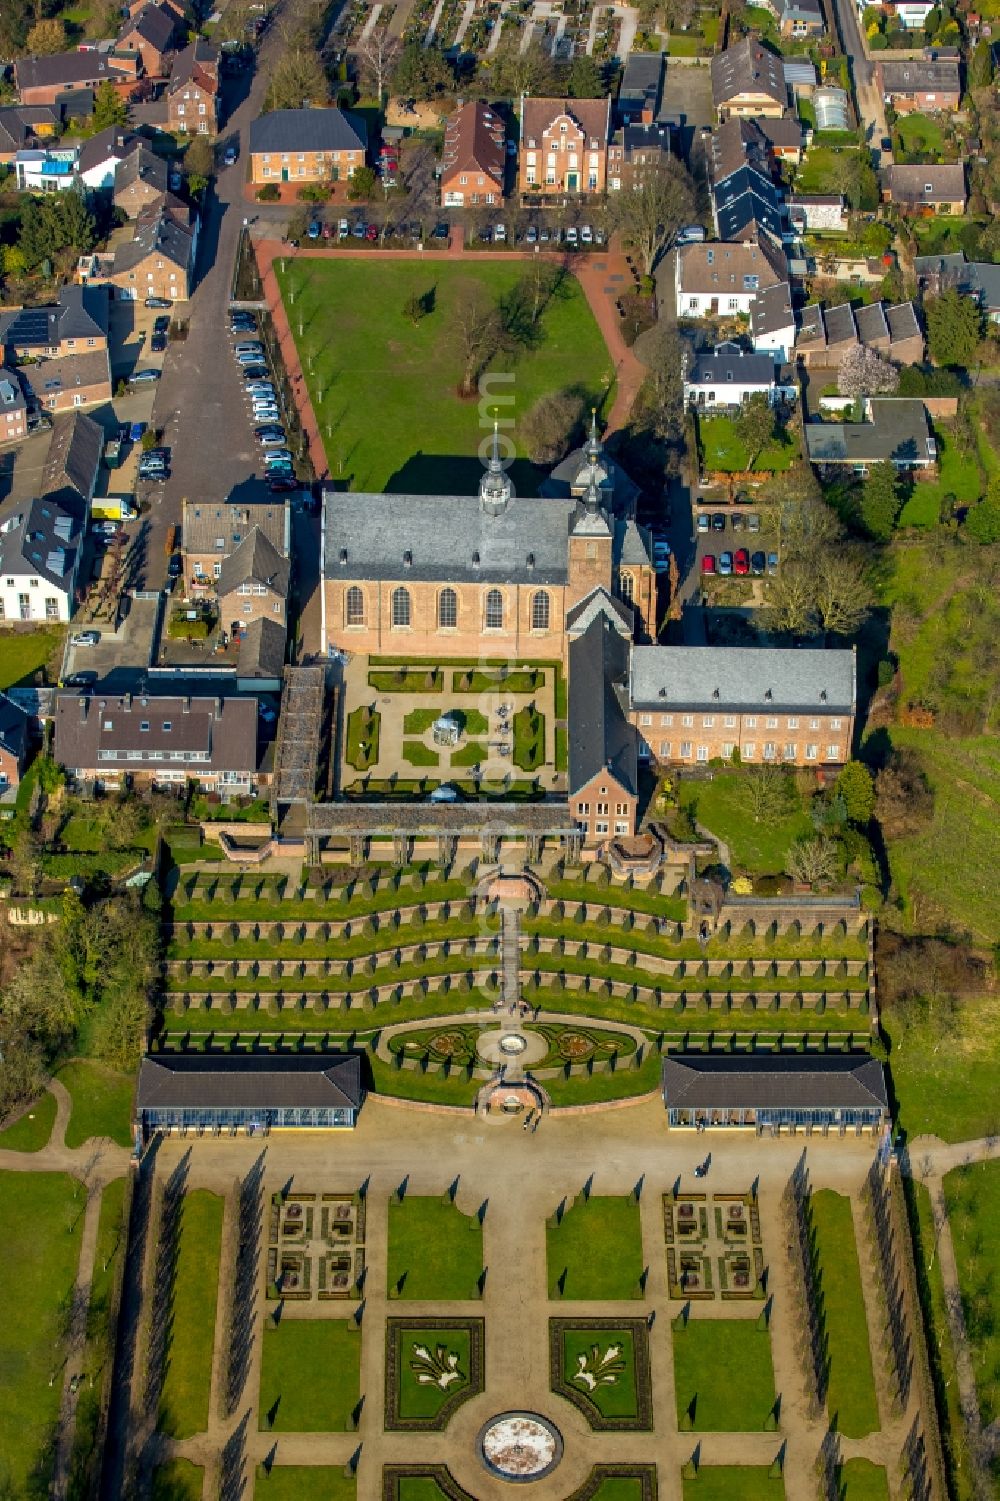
[673,1319,776,1430]
[255,1467,355,1501]
[547,1195,644,1299]
[152,1461,205,1501]
[58,1060,134,1149]
[158,1190,223,1439]
[794,145,859,195]
[402,740,440,766]
[945,1160,1000,1431]
[894,113,946,156]
[386,1196,484,1299]
[258,1319,360,1431]
[0,625,64,689]
[561,1324,643,1421]
[0,1087,56,1151]
[698,416,798,475]
[810,1190,879,1438]
[70,1176,130,1499]
[908,1181,970,1498]
[276,258,614,494]
[0,1170,86,1493]
[898,428,981,528]
[682,1468,784,1501]
[345,706,380,771]
[513,704,546,772]
[395,1324,473,1420]
[679,773,812,877]
[838,1461,889,1501]
[887,995,1000,1144]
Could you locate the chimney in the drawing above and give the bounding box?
[123,692,132,711]
[182,696,191,713]
[78,696,87,722]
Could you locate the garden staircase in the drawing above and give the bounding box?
[501,907,521,1011]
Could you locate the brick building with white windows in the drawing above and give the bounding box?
[628,645,856,767]
[518,96,610,200]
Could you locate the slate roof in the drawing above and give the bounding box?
[711,36,787,110]
[113,204,193,271]
[15,52,131,93]
[182,498,289,557]
[54,691,260,773]
[113,144,168,196]
[217,528,290,599]
[711,118,773,184]
[566,585,633,638]
[136,1052,364,1113]
[568,612,637,797]
[677,236,787,295]
[238,616,287,678]
[0,695,29,764]
[520,96,610,147]
[713,164,785,242]
[0,368,27,413]
[757,116,803,153]
[441,100,504,184]
[913,251,967,281]
[751,281,795,340]
[77,123,142,176]
[41,411,103,505]
[23,348,112,404]
[168,38,219,91]
[323,490,577,585]
[248,107,367,157]
[617,50,664,120]
[629,644,856,714]
[0,284,109,350]
[804,398,935,465]
[662,1054,888,1111]
[0,494,82,589]
[0,104,60,155]
[614,517,654,568]
[119,3,177,57]
[879,58,960,95]
[883,163,966,206]
[686,343,778,388]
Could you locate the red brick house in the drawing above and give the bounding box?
[518,96,610,200]
[440,101,505,207]
[876,56,961,113]
[117,3,179,78]
[166,40,220,136]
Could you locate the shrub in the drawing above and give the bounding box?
[257,183,280,201]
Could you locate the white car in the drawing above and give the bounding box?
[494,223,506,241]
[338,218,349,239]
[70,631,100,646]
[580,224,593,243]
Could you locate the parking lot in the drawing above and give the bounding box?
[62,594,162,687]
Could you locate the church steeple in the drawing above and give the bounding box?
[479,420,514,517]
[586,407,601,462]
[575,408,610,502]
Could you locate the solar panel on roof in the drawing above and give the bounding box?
[8,308,51,344]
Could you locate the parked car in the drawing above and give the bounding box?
[478,225,492,243]
[269,474,298,493]
[701,554,716,575]
[322,221,333,239]
[719,551,733,575]
[432,222,449,239]
[734,548,749,575]
[145,296,172,309]
[259,431,287,447]
[151,332,166,353]
[565,226,578,245]
[154,315,171,334]
[676,224,706,245]
[696,513,709,533]
[237,351,265,366]
[712,512,726,532]
[751,551,766,575]
[731,511,745,533]
[168,553,182,578]
[129,421,146,442]
[747,513,761,533]
[338,218,350,239]
[352,220,366,238]
[767,551,779,575]
[594,227,605,245]
[306,220,321,240]
[264,448,294,466]
[224,143,238,166]
[365,224,378,240]
[525,224,538,244]
[66,671,97,688]
[494,223,506,241]
[253,408,280,424]
[234,341,263,355]
[70,630,100,646]
[580,224,593,243]
[128,368,160,384]
[539,227,551,243]
[242,366,269,382]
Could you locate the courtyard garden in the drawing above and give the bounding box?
[386,1194,484,1300]
[672,1317,777,1431]
[550,1318,653,1430]
[697,416,798,475]
[0,1169,86,1493]
[808,1190,879,1439]
[681,1467,784,1501]
[274,258,614,494]
[892,113,947,159]
[158,1189,224,1439]
[677,773,814,879]
[547,1194,645,1300]
[0,624,64,690]
[258,1319,361,1432]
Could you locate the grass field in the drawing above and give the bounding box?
[152,1460,204,1501]
[794,145,859,195]
[0,625,64,689]
[70,1176,130,1498]
[887,995,1000,1143]
[679,773,813,877]
[548,1195,644,1299]
[255,1467,355,1501]
[0,1170,86,1493]
[258,1320,361,1431]
[897,429,980,529]
[561,1324,643,1421]
[158,1190,223,1439]
[944,1160,1000,1431]
[275,258,613,494]
[908,1180,971,1499]
[0,1087,56,1150]
[58,1060,134,1148]
[810,1190,879,1438]
[395,1324,473,1420]
[386,1196,484,1299]
[682,1468,784,1501]
[673,1319,776,1430]
[838,1460,889,1500]
[894,114,946,156]
[698,416,797,474]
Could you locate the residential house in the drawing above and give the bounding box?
[796,299,924,368]
[675,236,788,319]
[965,262,1000,322]
[166,40,221,136]
[881,163,966,214]
[440,101,505,208]
[237,616,287,687]
[912,249,968,292]
[616,51,665,126]
[628,644,856,767]
[248,108,367,187]
[804,397,937,474]
[14,51,133,107]
[877,56,961,112]
[117,2,179,78]
[113,146,171,217]
[567,602,639,842]
[787,193,848,233]
[875,0,937,28]
[217,530,291,636]
[181,498,291,601]
[122,0,189,22]
[110,201,197,301]
[0,371,28,445]
[0,285,112,414]
[607,122,673,190]
[683,341,795,409]
[0,104,61,164]
[711,36,788,120]
[756,115,803,164]
[751,281,796,358]
[518,96,610,198]
[0,411,102,622]
[759,0,825,36]
[14,144,79,193]
[712,162,786,243]
[0,696,30,797]
[76,124,144,189]
[53,690,267,794]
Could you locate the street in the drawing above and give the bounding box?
[830,0,891,163]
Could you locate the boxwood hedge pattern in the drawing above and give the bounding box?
[384,1317,485,1431]
[380,1465,657,1501]
[549,1318,654,1432]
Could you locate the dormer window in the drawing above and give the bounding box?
[764,689,773,702]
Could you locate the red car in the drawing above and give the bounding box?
[322,222,333,239]
[365,224,378,241]
[701,554,716,574]
[734,548,750,575]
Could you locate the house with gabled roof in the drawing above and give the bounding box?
[518,96,610,199]
[14,51,134,107]
[881,163,966,215]
[117,2,179,78]
[567,598,639,843]
[217,529,291,636]
[675,236,788,319]
[248,108,367,188]
[166,39,220,136]
[110,200,197,301]
[440,101,505,207]
[711,36,788,119]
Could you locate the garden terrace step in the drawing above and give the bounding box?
[166,972,503,1015]
[166,936,501,978]
[165,897,480,940]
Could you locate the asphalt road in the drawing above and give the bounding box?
[830,0,891,162]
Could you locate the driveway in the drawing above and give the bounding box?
[830,0,891,161]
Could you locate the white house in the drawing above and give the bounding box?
[675,237,788,320]
[14,146,79,193]
[861,0,935,24]
[751,281,797,360]
[683,341,796,410]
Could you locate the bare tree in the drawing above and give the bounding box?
[786,835,838,887]
[759,557,820,637]
[266,47,328,110]
[733,393,776,471]
[356,25,401,103]
[607,159,696,275]
[811,546,875,636]
[744,763,793,824]
[450,279,503,396]
[837,344,900,398]
[521,391,585,463]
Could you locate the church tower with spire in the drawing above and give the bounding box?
[479,421,514,517]
[566,453,614,610]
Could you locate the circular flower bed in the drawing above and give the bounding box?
[478,1412,563,1482]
